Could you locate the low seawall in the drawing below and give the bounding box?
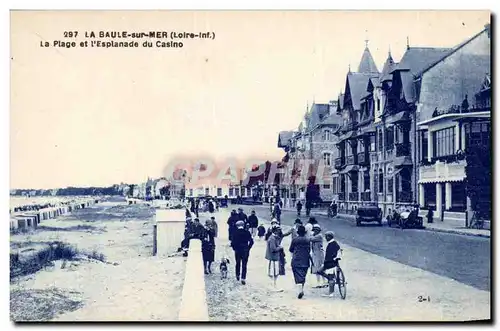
[177,239,209,321]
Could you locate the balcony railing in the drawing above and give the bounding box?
[346,155,357,165]
[431,152,466,164]
[338,192,345,201]
[361,192,371,201]
[395,143,411,157]
[396,191,413,203]
[357,151,369,166]
[349,192,359,201]
[334,157,345,169]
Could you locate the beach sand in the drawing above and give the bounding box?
[10,198,187,322]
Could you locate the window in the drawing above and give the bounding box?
[189,189,193,196]
[421,130,428,161]
[464,122,490,149]
[376,99,381,112]
[235,188,240,196]
[323,130,331,141]
[369,134,376,152]
[205,188,210,195]
[386,127,394,150]
[363,172,370,191]
[378,170,384,193]
[351,175,358,193]
[378,129,383,151]
[388,178,393,193]
[229,188,234,196]
[433,127,455,158]
[340,175,346,193]
[323,153,331,166]
[217,188,222,197]
[323,180,331,189]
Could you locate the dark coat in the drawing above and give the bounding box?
[324,240,341,269]
[265,234,282,261]
[248,214,259,228]
[289,236,311,268]
[231,228,254,253]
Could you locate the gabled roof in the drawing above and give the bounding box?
[307,103,330,128]
[419,25,491,77]
[318,111,343,127]
[392,47,452,77]
[345,72,379,111]
[277,131,294,148]
[358,47,379,73]
[381,53,397,82]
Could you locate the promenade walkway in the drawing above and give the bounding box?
[204,208,489,321]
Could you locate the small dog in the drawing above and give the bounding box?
[219,257,230,279]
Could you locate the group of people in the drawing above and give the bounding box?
[179,210,219,274]
[265,216,341,299]
[188,197,220,217]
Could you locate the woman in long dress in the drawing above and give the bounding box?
[310,224,328,288]
[289,225,311,299]
[202,220,216,274]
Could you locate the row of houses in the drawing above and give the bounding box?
[276,24,491,225]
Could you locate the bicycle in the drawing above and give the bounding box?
[469,211,485,229]
[323,249,347,299]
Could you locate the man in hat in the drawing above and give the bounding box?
[315,231,341,297]
[209,216,218,238]
[265,219,279,241]
[237,207,248,227]
[230,220,254,284]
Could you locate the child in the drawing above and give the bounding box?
[257,224,266,240]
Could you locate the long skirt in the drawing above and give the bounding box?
[202,243,215,263]
[292,266,309,284]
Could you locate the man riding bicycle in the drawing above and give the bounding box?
[315,231,341,296]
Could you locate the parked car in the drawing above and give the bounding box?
[356,205,383,226]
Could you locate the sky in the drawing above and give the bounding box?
[10,10,490,189]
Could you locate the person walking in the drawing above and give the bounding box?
[227,210,238,241]
[202,220,216,274]
[289,225,311,299]
[230,220,254,284]
[296,200,303,217]
[310,224,328,288]
[209,216,218,238]
[265,226,284,292]
[273,202,282,224]
[247,210,259,237]
[305,217,318,237]
[237,207,248,226]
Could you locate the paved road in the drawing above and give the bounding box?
[238,204,491,292]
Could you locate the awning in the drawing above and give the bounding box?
[386,111,411,125]
[339,165,359,174]
[338,130,356,143]
[394,156,413,168]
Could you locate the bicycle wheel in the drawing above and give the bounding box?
[336,267,347,299]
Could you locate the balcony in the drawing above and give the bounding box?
[335,157,345,169]
[357,151,369,166]
[349,192,359,201]
[361,192,371,201]
[396,191,413,203]
[346,155,357,166]
[419,159,466,183]
[395,142,411,157]
[338,192,345,201]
